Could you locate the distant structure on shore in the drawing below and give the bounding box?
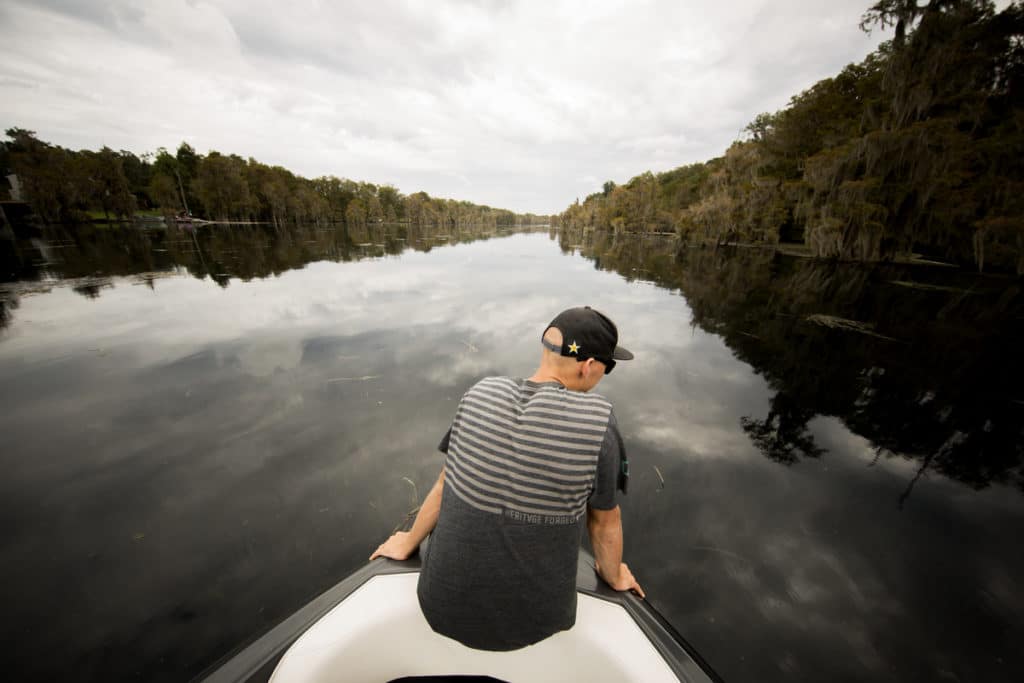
[4,174,21,201]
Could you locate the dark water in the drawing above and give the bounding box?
[1,222,1022,682]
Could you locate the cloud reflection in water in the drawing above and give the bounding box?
[0,230,1021,682]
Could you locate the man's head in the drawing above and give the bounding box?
[538,306,633,392]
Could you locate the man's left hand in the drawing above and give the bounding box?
[369,531,418,561]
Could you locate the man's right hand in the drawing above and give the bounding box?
[596,560,645,599]
[370,531,418,561]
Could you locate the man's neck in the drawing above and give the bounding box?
[528,372,565,386]
[528,369,582,391]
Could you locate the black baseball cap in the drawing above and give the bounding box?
[541,306,634,374]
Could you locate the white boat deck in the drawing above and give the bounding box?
[270,572,679,683]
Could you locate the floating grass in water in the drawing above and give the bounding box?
[805,314,902,342]
[890,280,979,294]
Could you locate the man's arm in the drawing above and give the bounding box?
[369,468,445,561]
[587,504,645,598]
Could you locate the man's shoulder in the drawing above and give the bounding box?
[536,386,614,422]
[566,388,613,410]
[581,389,611,405]
[464,377,613,413]
[469,376,518,392]
[458,376,519,401]
[477,375,517,386]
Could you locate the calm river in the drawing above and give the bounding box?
[1,223,1022,682]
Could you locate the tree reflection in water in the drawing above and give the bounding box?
[3,223,1021,504]
[559,227,1024,503]
[0,221,537,326]
[740,392,826,465]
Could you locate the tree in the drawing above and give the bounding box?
[176,142,202,214]
[147,172,181,214]
[3,128,85,222]
[120,150,152,208]
[193,151,252,220]
[378,184,404,222]
[147,149,184,214]
[860,0,937,44]
[80,147,136,219]
[345,197,366,228]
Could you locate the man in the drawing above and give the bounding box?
[370,306,643,650]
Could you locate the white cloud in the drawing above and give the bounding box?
[1,0,889,212]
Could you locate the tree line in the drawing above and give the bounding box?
[0,129,549,229]
[556,1,1024,273]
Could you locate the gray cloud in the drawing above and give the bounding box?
[29,0,144,31]
[1,0,893,213]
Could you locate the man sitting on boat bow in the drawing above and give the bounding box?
[371,306,643,650]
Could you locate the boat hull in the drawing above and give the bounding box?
[199,551,720,683]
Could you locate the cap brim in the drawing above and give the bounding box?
[612,346,634,361]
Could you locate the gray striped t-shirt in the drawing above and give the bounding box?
[417,377,623,650]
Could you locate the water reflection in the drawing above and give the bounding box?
[559,228,1024,504]
[0,224,1021,682]
[0,225,563,682]
[0,221,530,327]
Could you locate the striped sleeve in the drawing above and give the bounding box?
[588,410,623,510]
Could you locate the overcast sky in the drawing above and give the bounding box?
[0,0,893,214]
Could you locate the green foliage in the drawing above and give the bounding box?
[118,150,151,208]
[4,128,94,221]
[193,152,252,220]
[2,131,548,228]
[4,130,55,217]
[559,0,1024,273]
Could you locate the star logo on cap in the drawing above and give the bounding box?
[568,341,580,354]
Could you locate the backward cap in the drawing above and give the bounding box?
[544,306,634,363]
